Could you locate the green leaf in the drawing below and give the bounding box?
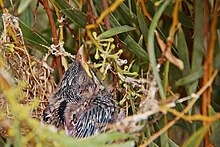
[17,0,32,14]
[214,49,220,69]
[188,0,205,94]
[168,138,179,147]
[54,0,87,27]
[176,67,204,86]
[177,27,190,78]
[95,0,149,61]
[108,12,149,61]
[19,20,50,46]
[137,3,149,43]
[137,35,144,47]
[209,106,220,130]
[50,131,134,147]
[147,0,171,99]
[20,4,33,27]
[176,27,191,94]
[209,106,220,146]
[79,132,134,147]
[164,4,193,28]
[211,127,220,147]
[97,25,136,39]
[122,35,149,61]
[182,126,209,147]
[118,2,138,22]
[0,137,5,147]
[106,141,135,147]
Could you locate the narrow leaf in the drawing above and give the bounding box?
[54,0,87,27]
[168,138,179,147]
[176,67,204,86]
[209,106,220,131]
[97,25,136,39]
[182,126,209,147]
[136,3,149,44]
[107,141,135,147]
[155,31,184,70]
[0,137,5,147]
[18,0,32,14]
[164,4,193,28]
[209,106,220,147]
[79,132,134,147]
[95,0,149,62]
[177,27,190,77]
[122,35,149,61]
[147,0,171,99]
[19,20,50,46]
[188,0,205,94]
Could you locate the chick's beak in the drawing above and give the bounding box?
[76,45,92,78]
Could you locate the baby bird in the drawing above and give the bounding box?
[42,46,117,138]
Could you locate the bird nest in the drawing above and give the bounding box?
[0,13,57,138]
[1,11,56,112]
[0,10,158,143]
[0,45,56,118]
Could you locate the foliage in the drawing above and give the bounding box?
[0,0,220,146]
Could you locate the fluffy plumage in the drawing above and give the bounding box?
[42,46,116,138]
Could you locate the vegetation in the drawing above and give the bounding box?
[0,0,219,146]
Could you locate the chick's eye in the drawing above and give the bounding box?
[78,74,87,84]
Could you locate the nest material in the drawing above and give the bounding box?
[0,12,57,139]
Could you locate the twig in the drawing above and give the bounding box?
[39,0,63,79]
[32,0,39,33]
[202,1,219,146]
[101,0,120,101]
[86,0,95,24]
[138,0,152,21]
[86,0,124,57]
[102,0,111,30]
[140,70,218,146]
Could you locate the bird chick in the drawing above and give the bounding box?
[42,46,117,138]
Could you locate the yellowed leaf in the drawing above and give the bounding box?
[0,71,11,91]
[61,56,68,71]
[155,30,184,70]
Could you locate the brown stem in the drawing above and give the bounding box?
[39,0,63,79]
[32,0,39,33]
[101,0,119,100]
[102,0,111,30]
[202,0,218,146]
[86,0,95,24]
[85,0,94,56]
